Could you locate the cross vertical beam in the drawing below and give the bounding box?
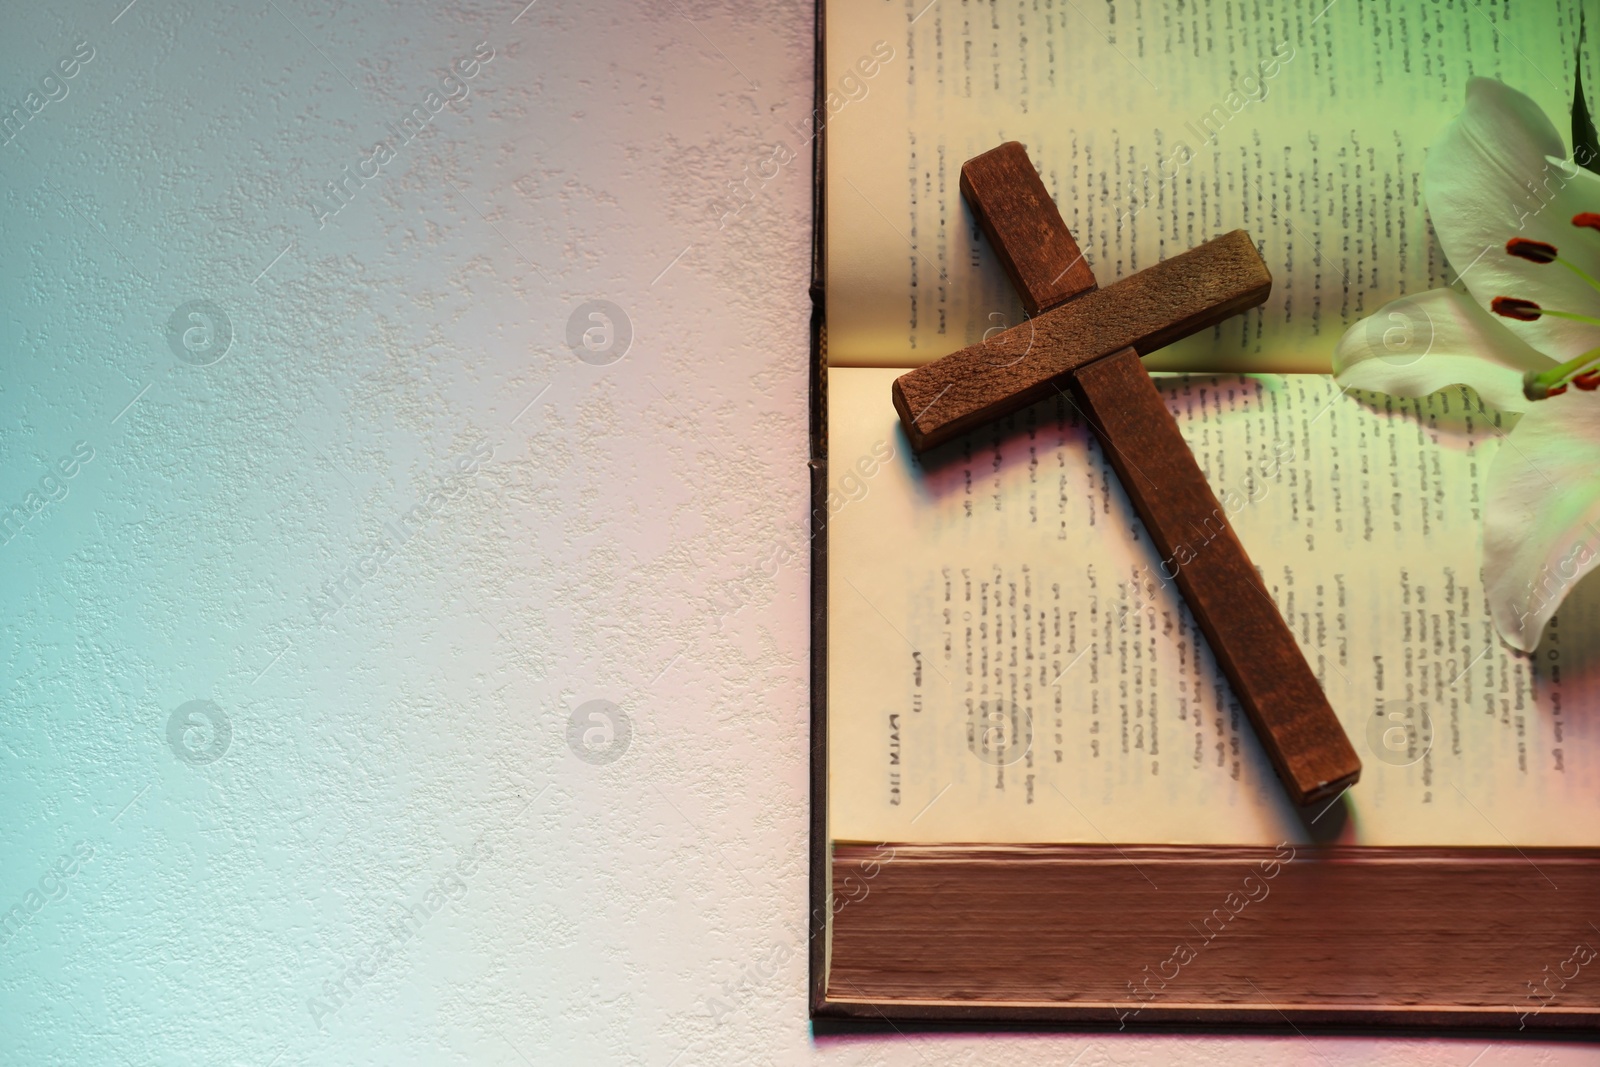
[1070,350,1362,803]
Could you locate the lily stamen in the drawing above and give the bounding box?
[1507,238,1558,263]
[1491,297,1600,326]
[1522,343,1600,400]
[1523,372,1573,399]
[1502,237,1600,295]
[1493,296,1543,320]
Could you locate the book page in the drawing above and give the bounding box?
[827,368,1600,846]
[825,0,1589,369]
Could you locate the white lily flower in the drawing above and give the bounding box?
[1333,77,1600,653]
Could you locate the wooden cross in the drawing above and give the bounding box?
[893,142,1360,807]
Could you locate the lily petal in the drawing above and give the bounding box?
[1481,393,1600,652]
[1332,287,1555,412]
[1425,78,1600,361]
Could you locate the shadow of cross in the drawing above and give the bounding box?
[891,141,1360,808]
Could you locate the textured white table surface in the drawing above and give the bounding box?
[0,1,1594,1063]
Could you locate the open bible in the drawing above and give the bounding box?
[811,0,1600,1029]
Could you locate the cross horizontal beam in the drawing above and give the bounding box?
[891,229,1270,452]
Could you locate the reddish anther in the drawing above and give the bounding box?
[1492,297,1543,321]
[1572,212,1600,232]
[1573,371,1600,391]
[1506,238,1558,263]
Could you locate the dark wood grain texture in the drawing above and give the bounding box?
[1071,349,1361,805]
[824,844,1600,1030]
[891,229,1271,452]
[959,141,1097,313]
